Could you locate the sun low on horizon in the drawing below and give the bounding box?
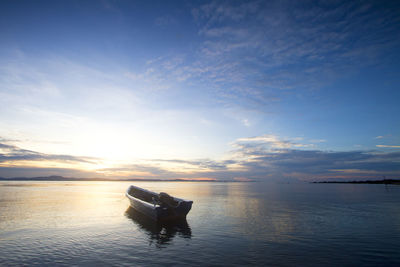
[0,0,399,181]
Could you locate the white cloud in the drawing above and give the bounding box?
[310,139,327,143]
[234,134,315,152]
[242,119,250,127]
[2,135,399,181]
[185,0,400,111]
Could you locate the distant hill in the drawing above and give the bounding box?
[0,176,237,182]
[313,179,400,185]
[0,175,81,181]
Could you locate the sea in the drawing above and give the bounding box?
[0,181,399,266]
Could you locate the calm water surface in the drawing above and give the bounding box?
[0,181,399,266]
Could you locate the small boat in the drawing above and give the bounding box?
[125,185,193,221]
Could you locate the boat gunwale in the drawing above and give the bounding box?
[125,187,160,209]
[126,193,160,209]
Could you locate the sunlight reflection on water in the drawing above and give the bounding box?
[0,181,400,266]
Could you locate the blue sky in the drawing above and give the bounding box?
[0,0,399,181]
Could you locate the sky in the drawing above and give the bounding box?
[0,0,399,181]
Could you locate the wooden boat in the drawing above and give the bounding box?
[125,185,193,221]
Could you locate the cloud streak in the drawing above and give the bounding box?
[0,1,399,181]
[376,145,400,148]
[0,140,96,164]
[1,135,399,181]
[227,134,400,180]
[113,0,400,115]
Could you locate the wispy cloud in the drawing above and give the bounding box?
[0,53,142,121]
[187,0,400,109]
[1,134,399,181]
[376,145,400,148]
[149,158,237,171]
[233,134,314,152]
[0,1,399,181]
[0,140,97,164]
[154,15,178,27]
[112,0,400,114]
[229,136,400,181]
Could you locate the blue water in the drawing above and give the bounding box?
[0,181,399,266]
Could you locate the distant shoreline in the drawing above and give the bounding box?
[312,179,400,185]
[0,176,251,183]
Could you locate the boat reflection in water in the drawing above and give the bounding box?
[125,207,192,247]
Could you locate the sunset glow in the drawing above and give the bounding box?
[0,0,399,181]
